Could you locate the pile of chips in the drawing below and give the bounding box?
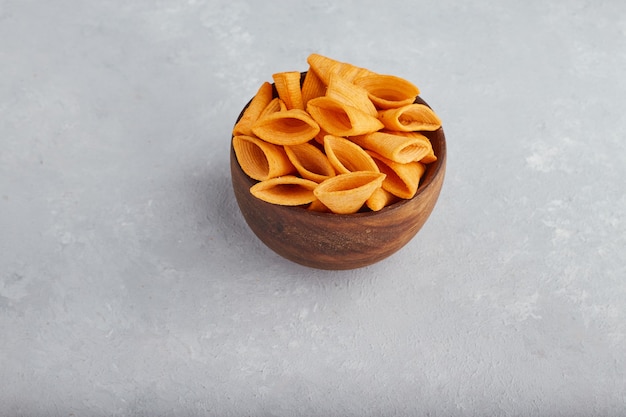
[232,54,441,214]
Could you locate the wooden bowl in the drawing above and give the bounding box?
[230,87,446,270]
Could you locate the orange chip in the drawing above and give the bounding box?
[250,175,318,206]
[232,82,273,136]
[307,198,331,212]
[353,74,420,109]
[313,172,386,214]
[252,108,320,146]
[257,97,287,120]
[326,73,377,117]
[366,187,399,211]
[367,151,426,199]
[323,135,379,174]
[350,130,432,164]
[284,142,335,183]
[272,71,304,110]
[419,145,438,164]
[307,53,374,85]
[306,96,383,137]
[378,103,442,132]
[301,69,327,108]
[233,135,295,181]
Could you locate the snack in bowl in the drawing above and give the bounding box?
[230,54,446,269]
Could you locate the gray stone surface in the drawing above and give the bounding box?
[1,0,625,415]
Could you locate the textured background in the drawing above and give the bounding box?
[1,0,625,416]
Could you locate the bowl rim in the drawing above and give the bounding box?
[231,74,446,218]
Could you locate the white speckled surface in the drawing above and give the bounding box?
[1,0,625,415]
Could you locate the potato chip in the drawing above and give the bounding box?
[284,142,335,183]
[313,171,386,214]
[252,108,320,146]
[378,103,442,132]
[307,199,331,212]
[313,126,330,146]
[350,130,432,164]
[306,96,383,137]
[257,97,287,120]
[323,134,379,174]
[307,53,374,85]
[395,131,437,163]
[301,69,326,108]
[250,175,318,206]
[326,73,377,117]
[233,135,295,181]
[306,53,337,85]
[331,62,373,83]
[272,71,304,110]
[353,74,420,109]
[367,150,426,199]
[419,145,438,164]
[365,187,399,211]
[232,81,273,136]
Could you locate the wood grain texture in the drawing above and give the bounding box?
[230,87,446,270]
